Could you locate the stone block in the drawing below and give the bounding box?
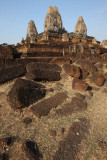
[72,78,89,91]
[80,68,89,79]
[25,69,61,81]
[63,64,81,78]
[52,57,70,65]
[8,78,46,109]
[31,92,67,118]
[5,59,17,67]
[0,153,8,160]
[26,52,63,57]
[76,59,96,73]
[91,73,105,86]
[16,58,38,65]
[56,97,87,116]
[53,118,89,160]
[0,65,26,84]
[74,93,85,100]
[26,62,62,73]
[22,140,42,160]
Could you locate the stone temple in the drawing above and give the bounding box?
[1,6,106,64]
[0,6,107,160]
[14,6,105,60]
[25,6,88,44]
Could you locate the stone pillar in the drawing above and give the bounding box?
[72,45,76,53]
[80,45,84,53]
[91,49,95,55]
[63,48,65,56]
[69,45,72,53]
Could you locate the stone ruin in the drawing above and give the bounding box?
[24,7,91,45]
[0,6,107,85]
[0,6,107,160]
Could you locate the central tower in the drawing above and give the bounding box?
[44,6,63,32]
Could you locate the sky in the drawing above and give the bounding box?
[0,0,107,44]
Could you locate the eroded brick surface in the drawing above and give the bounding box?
[31,92,67,118]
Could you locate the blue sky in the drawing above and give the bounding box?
[0,0,107,44]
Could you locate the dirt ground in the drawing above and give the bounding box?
[0,73,107,160]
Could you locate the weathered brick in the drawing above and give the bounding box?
[31,92,67,118]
